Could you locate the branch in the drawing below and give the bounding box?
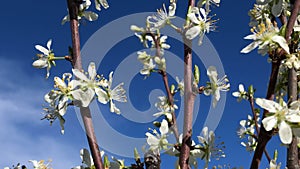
[250,60,281,168]
[149,32,180,141]
[67,0,104,169]
[179,1,196,168]
[249,97,271,162]
[285,0,300,167]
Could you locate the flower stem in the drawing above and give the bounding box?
[67,0,104,169]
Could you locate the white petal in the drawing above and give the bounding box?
[185,26,201,40]
[255,98,282,113]
[238,84,245,92]
[262,116,277,131]
[95,88,109,104]
[54,77,67,88]
[207,66,218,83]
[278,121,292,144]
[187,13,200,25]
[160,119,169,135]
[72,69,89,81]
[35,45,49,56]
[100,0,109,9]
[244,34,256,40]
[232,91,240,97]
[286,113,300,123]
[83,11,98,21]
[272,35,290,54]
[32,59,48,68]
[61,15,70,25]
[47,39,52,50]
[241,41,259,53]
[88,62,97,80]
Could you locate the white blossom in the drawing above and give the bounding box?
[29,160,52,169]
[62,0,98,25]
[72,62,107,107]
[185,7,215,45]
[147,2,176,31]
[256,98,300,144]
[241,136,257,152]
[176,76,184,96]
[283,54,300,70]
[33,39,55,78]
[96,72,127,114]
[95,0,109,11]
[204,66,230,108]
[145,119,169,154]
[153,96,177,121]
[232,84,249,102]
[241,19,289,55]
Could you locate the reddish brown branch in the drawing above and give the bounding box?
[250,61,281,168]
[249,97,271,162]
[67,0,104,169]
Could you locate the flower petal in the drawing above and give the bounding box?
[262,116,277,131]
[255,98,282,113]
[241,41,259,53]
[32,58,48,68]
[35,45,49,56]
[278,121,292,144]
[272,35,290,54]
[72,69,89,81]
[185,26,201,40]
[160,119,169,135]
[88,62,97,80]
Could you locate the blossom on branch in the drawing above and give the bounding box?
[185,7,216,45]
[33,39,55,79]
[145,119,169,154]
[147,2,177,31]
[241,19,289,55]
[204,66,230,108]
[255,98,300,144]
[62,0,98,25]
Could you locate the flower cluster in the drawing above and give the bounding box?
[42,62,126,133]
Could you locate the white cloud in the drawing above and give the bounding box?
[0,58,85,168]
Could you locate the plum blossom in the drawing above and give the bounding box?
[232,84,249,102]
[96,72,127,114]
[33,39,55,78]
[204,66,230,108]
[241,19,289,55]
[241,136,257,152]
[153,96,178,121]
[197,127,225,168]
[29,160,52,169]
[147,2,176,31]
[283,54,300,70]
[255,98,300,144]
[72,62,107,107]
[185,7,215,45]
[95,0,109,11]
[62,0,98,25]
[145,119,169,154]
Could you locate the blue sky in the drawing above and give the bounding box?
[0,0,288,168]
